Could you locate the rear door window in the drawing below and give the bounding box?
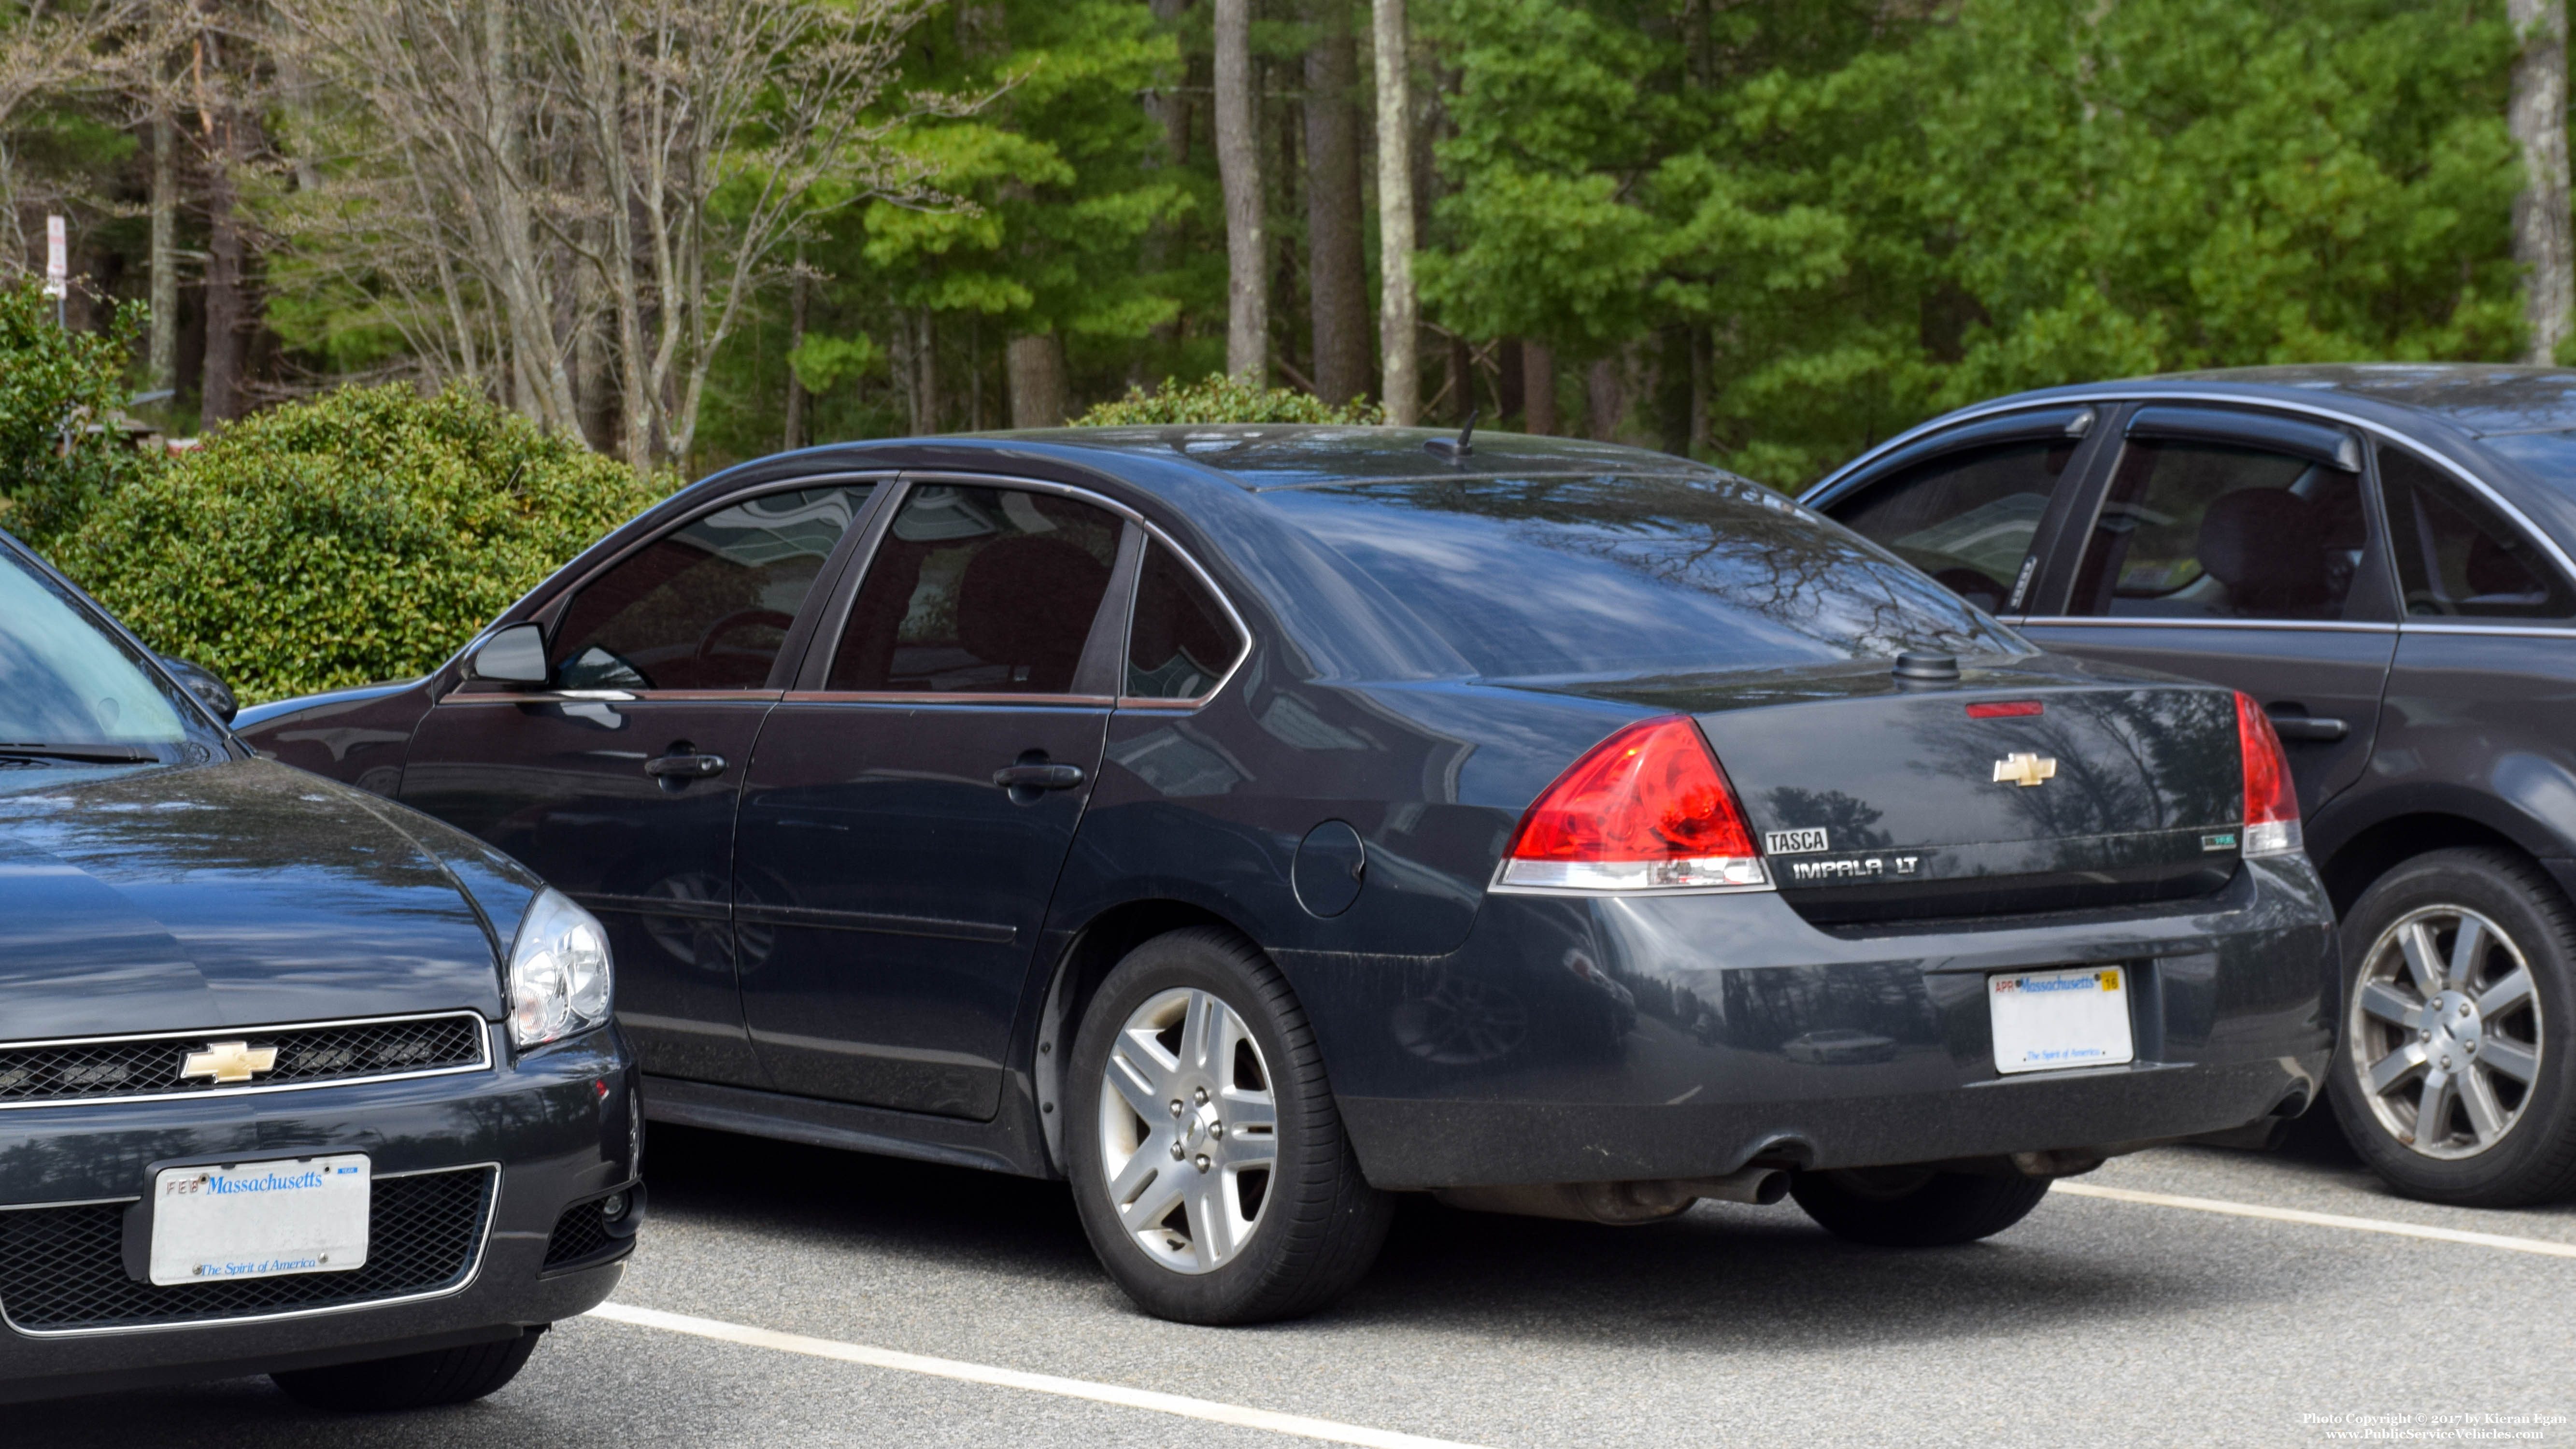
[551,483,877,690]
[828,484,1124,694]
[1831,439,2079,613]
[2067,442,2368,621]
[2380,446,2574,619]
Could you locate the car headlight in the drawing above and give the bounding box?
[507,888,612,1048]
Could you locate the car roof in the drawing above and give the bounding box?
[948,424,1712,491]
[1925,364,2576,442]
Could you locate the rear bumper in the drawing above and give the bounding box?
[1280,857,2336,1188]
[0,1025,641,1402]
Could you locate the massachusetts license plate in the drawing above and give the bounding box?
[149,1155,370,1286]
[1989,966,2135,1075]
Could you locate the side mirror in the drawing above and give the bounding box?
[469,623,551,685]
[157,655,239,725]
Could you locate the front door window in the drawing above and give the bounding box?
[554,484,877,691]
[1832,438,2080,613]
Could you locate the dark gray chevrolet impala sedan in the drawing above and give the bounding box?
[0,531,641,1406]
[241,426,2335,1324]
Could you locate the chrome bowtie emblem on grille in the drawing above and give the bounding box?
[180,1041,279,1084]
[1992,752,2058,788]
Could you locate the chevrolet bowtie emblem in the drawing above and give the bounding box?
[1992,752,2058,788]
[181,1041,279,1085]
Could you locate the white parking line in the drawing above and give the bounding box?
[586,1301,1498,1449]
[2056,1181,2576,1258]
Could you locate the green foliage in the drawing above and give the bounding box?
[0,280,148,545]
[53,385,669,704]
[1074,374,1387,426]
[1423,0,2522,486]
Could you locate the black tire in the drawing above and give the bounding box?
[2325,848,2576,1207]
[1065,926,1391,1324]
[270,1327,543,1411]
[1789,1166,2051,1247]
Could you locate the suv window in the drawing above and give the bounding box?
[2381,445,2573,618]
[552,483,877,691]
[2068,441,2366,621]
[828,484,1123,694]
[1125,541,1244,699]
[1832,439,2077,612]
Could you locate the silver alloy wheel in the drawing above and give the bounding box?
[1096,986,1280,1274]
[2349,905,2545,1160]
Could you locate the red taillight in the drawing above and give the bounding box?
[1966,700,2044,719]
[1502,716,1767,890]
[2234,691,2302,856]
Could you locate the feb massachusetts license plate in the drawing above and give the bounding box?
[149,1154,370,1286]
[1989,966,2135,1075]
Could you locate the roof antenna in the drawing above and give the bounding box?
[1423,408,1478,462]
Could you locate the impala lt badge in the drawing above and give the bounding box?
[1992,752,2058,788]
[180,1041,280,1085]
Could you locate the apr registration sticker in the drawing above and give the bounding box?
[1764,828,1830,856]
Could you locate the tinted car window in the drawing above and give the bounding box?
[0,548,217,763]
[1833,439,2076,612]
[2382,444,2574,618]
[1126,541,1244,699]
[1261,474,2019,680]
[553,483,876,690]
[829,484,1122,694]
[2068,441,2366,621]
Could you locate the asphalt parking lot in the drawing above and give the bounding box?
[22,1122,2573,1448]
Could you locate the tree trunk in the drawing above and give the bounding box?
[200,115,250,424]
[1214,0,1267,381]
[912,306,939,435]
[1305,0,1368,407]
[1008,332,1068,427]
[148,111,178,396]
[1496,337,1523,421]
[1522,340,1556,436]
[1370,0,1417,424]
[1687,326,1711,458]
[1586,355,1622,442]
[783,242,809,450]
[2512,0,2572,364]
[1140,0,1193,363]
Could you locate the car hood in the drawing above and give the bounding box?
[0,757,538,1040]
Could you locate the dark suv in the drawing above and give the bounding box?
[1806,364,2576,1207]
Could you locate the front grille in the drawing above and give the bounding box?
[0,1012,488,1108]
[543,1200,617,1269]
[0,1166,494,1334]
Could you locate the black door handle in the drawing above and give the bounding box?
[2264,712,2348,742]
[992,763,1085,791]
[644,753,728,780]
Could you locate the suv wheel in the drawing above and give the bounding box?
[1789,1166,2050,1246]
[2327,848,2576,1206]
[1065,926,1390,1324]
[270,1327,543,1411]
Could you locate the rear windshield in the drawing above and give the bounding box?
[1261,473,2021,679]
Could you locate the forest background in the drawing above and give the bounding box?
[0,0,2561,496]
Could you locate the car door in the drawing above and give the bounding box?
[1815,403,2112,619]
[730,477,1130,1119]
[2016,406,2397,813]
[2372,439,2576,843]
[398,479,886,1088]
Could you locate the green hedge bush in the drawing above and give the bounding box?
[54,384,669,704]
[1073,373,1386,426]
[0,279,148,546]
